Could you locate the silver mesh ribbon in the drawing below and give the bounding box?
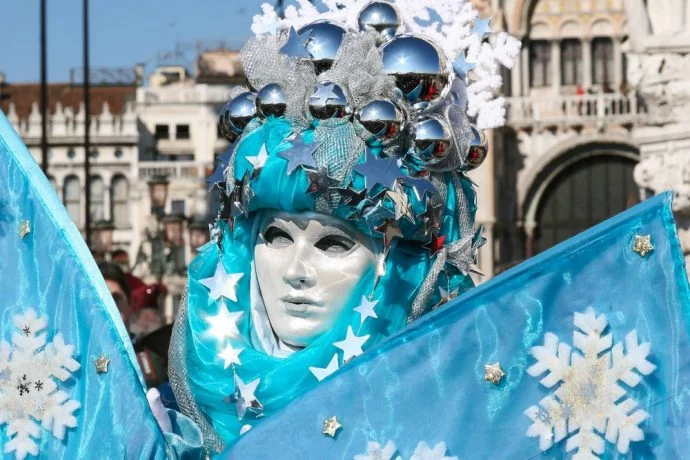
[240,32,316,128]
[319,32,396,108]
[408,172,475,322]
[168,289,225,455]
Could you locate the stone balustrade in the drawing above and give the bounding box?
[136,85,234,105]
[138,161,210,181]
[505,92,648,128]
[6,101,138,140]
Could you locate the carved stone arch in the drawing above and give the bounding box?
[511,0,541,36]
[520,137,640,255]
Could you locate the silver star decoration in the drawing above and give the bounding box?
[306,167,339,194]
[400,175,438,201]
[240,171,256,216]
[94,355,110,374]
[245,143,269,174]
[333,326,369,363]
[419,197,443,234]
[446,230,486,276]
[17,220,31,239]
[206,307,243,342]
[437,286,458,307]
[375,220,404,250]
[452,52,477,80]
[310,82,339,103]
[385,188,415,224]
[218,343,243,369]
[308,354,340,382]
[279,26,312,58]
[200,262,244,302]
[228,374,264,420]
[353,147,405,193]
[353,296,378,326]
[632,234,654,258]
[474,16,494,41]
[277,134,320,174]
[363,201,395,233]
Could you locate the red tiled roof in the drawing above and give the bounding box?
[0,83,136,120]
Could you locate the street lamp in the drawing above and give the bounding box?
[148,175,170,216]
[163,214,185,247]
[92,219,115,253]
[188,216,210,250]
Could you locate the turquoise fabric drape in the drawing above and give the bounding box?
[182,118,476,447]
[225,192,690,459]
[0,111,167,458]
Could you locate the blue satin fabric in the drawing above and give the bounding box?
[225,192,690,459]
[182,118,476,447]
[0,112,167,458]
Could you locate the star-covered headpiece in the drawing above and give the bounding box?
[209,0,520,281]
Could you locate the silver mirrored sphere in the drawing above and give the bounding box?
[308,81,351,120]
[357,1,403,44]
[409,115,452,166]
[465,126,488,170]
[219,92,257,142]
[355,99,405,145]
[381,34,451,105]
[297,21,346,74]
[256,83,287,118]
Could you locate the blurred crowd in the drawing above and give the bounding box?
[98,262,172,389]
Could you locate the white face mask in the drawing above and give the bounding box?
[254,211,377,348]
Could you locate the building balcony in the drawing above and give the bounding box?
[139,161,211,181]
[137,85,234,105]
[505,92,649,129]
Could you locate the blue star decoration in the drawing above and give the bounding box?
[279,26,312,58]
[474,16,494,41]
[277,134,321,174]
[400,175,438,201]
[452,53,476,81]
[207,142,237,187]
[353,147,405,193]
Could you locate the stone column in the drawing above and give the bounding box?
[552,40,562,92]
[521,43,530,96]
[613,36,623,88]
[512,36,524,97]
[582,37,593,88]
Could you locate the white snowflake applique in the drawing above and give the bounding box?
[524,307,656,459]
[0,309,81,460]
[354,440,457,460]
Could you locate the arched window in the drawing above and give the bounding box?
[63,176,81,226]
[529,40,551,87]
[534,154,639,254]
[89,176,105,221]
[561,39,583,86]
[592,37,614,87]
[111,175,129,228]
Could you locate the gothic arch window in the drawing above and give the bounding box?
[63,176,81,226]
[534,154,639,254]
[592,37,614,87]
[89,176,105,221]
[561,39,583,86]
[111,175,129,228]
[529,40,551,87]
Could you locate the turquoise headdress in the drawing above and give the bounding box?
[168,0,520,453]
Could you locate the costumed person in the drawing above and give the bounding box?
[3,2,689,460]
[160,0,520,455]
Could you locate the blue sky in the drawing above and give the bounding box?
[0,0,269,83]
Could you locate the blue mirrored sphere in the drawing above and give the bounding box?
[357,1,403,44]
[381,34,451,105]
[219,92,257,142]
[308,81,351,120]
[297,21,347,74]
[409,115,452,165]
[256,83,287,118]
[355,99,405,145]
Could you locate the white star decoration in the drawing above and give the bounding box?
[245,143,269,171]
[333,326,369,363]
[233,374,263,420]
[309,354,339,382]
[354,296,378,326]
[206,307,243,342]
[199,262,243,302]
[218,343,243,369]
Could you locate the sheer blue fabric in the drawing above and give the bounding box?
[0,112,167,458]
[181,118,476,447]
[225,192,690,459]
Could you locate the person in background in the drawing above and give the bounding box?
[129,307,164,343]
[98,262,132,326]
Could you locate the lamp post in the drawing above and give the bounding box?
[188,216,211,250]
[92,219,115,254]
